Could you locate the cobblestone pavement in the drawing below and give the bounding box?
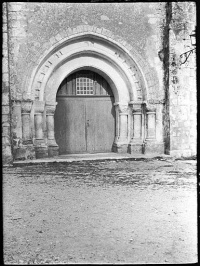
[3,158,197,264]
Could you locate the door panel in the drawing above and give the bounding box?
[55,97,115,154]
[85,99,96,153]
[55,70,115,154]
[65,98,86,153]
[54,99,66,154]
[86,98,115,152]
[55,98,86,154]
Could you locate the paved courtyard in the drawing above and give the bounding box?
[3,158,197,264]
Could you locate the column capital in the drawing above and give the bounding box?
[129,101,142,112]
[21,100,33,114]
[22,92,33,101]
[147,99,165,105]
[46,101,57,115]
[12,100,21,107]
[34,100,45,114]
[145,103,157,112]
[114,102,129,114]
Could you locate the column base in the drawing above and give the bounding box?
[143,141,165,154]
[48,145,59,157]
[112,143,128,153]
[35,145,48,159]
[13,145,35,161]
[128,142,144,154]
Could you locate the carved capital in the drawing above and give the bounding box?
[34,101,45,114]
[21,100,33,114]
[147,99,165,105]
[115,102,129,114]
[129,101,142,112]
[146,104,156,113]
[12,100,21,108]
[22,92,33,101]
[46,102,57,115]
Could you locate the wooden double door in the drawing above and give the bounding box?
[54,70,115,154]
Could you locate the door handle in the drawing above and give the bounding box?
[86,120,90,127]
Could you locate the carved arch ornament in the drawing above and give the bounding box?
[19,27,164,157]
[26,28,151,104]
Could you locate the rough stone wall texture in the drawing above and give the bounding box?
[7,2,165,101]
[2,2,197,163]
[2,3,12,164]
[168,2,196,157]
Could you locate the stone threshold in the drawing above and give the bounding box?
[10,153,173,167]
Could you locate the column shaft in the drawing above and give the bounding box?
[133,113,142,139]
[46,115,55,140]
[146,112,156,139]
[128,102,143,154]
[21,101,32,144]
[12,101,22,141]
[119,114,128,140]
[34,101,48,159]
[113,103,129,153]
[45,102,59,157]
[34,113,43,140]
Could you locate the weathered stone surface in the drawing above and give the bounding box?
[144,141,165,154]
[48,146,59,157]
[128,143,144,154]
[13,145,35,160]
[35,146,48,159]
[2,10,13,164]
[2,2,196,163]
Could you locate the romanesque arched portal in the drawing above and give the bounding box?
[16,27,164,159]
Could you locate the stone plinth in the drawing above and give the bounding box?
[144,141,165,154]
[35,145,48,159]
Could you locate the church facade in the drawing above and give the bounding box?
[2,2,196,163]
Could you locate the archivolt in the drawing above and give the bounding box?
[27,30,149,103]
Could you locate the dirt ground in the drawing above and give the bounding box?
[3,158,197,264]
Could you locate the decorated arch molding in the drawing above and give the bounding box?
[12,26,165,160]
[23,25,161,102]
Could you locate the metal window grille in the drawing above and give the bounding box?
[76,73,94,95]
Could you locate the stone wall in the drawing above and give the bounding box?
[169,2,196,157]
[2,3,12,164]
[2,2,196,163]
[6,2,165,101]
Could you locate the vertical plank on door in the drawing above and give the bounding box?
[66,75,73,95]
[86,99,96,153]
[86,97,115,152]
[65,98,86,153]
[54,99,66,154]
[72,74,76,95]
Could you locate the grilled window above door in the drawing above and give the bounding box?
[57,70,114,97]
[76,73,94,95]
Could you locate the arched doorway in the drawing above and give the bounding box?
[54,70,116,154]
[24,29,165,159]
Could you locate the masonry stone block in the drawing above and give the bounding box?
[2,126,10,136]
[96,27,102,34]
[76,25,84,33]
[2,91,9,105]
[72,27,78,34]
[87,25,93,32]
[3,146,13,164]
[2,106,10,115]
[2,2,196,163]
[55,33,62,41]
